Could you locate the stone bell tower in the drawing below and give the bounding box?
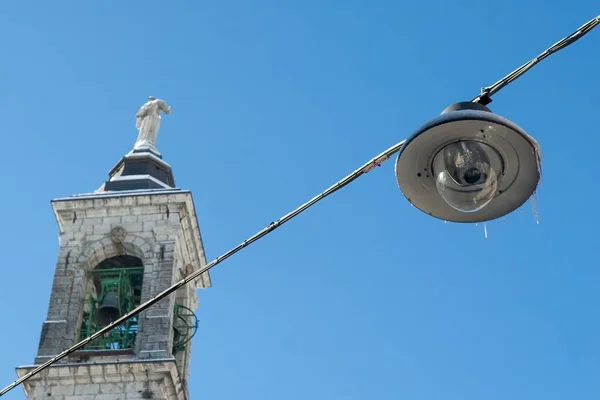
[16,97,210,400]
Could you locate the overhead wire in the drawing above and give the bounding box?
[472,15,600,105]
[0,140,405,397]
[2,14,600,397]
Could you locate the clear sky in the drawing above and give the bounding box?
[0,1,599,399]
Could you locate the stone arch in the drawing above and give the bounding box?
[75,234,154,352]
[78,235,154,272]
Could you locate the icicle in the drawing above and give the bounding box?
[484,222,488,238]
[531,190,540,224]
[532,138,542,224]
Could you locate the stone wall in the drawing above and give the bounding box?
[26,191,209,399]
[17,360,185,400]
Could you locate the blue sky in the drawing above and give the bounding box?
[1,1,599,399]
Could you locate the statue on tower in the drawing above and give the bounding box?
[134,96,172,152]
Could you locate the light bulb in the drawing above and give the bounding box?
[433,141,501,213]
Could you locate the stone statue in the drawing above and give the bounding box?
[134,96,172,152]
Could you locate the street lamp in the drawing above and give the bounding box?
[395,101,541,223]
[1,14,599,398]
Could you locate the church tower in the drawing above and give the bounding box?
[16,97,210,400]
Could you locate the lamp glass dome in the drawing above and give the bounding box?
[433,140,501,213]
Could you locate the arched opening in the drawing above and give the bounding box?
[79,255,144,351]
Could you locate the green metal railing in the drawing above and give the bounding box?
[77,266,202,353]
[172,304,199,354]
[79,267,143,351]
[79,300,139,350]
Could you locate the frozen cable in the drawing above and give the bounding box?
[473,15,600,105]
[0,139,406,397]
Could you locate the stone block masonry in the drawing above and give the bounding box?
[17,359,186,400]
[24,190,208,400]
